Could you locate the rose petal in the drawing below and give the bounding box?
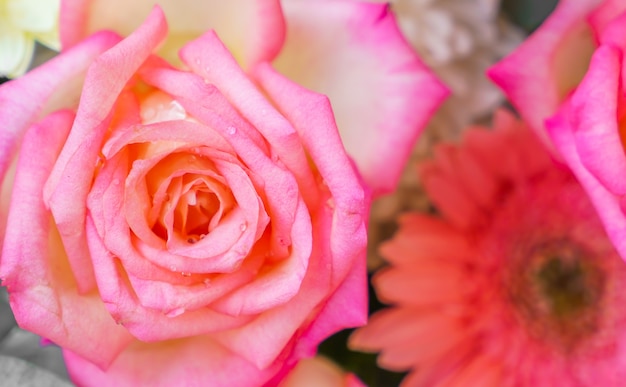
[85,216,253,342]
[569,45,626,195]
[290,252,367,363]
[178,31,319,209]
[44,7,167,293]
[60,0,285,68]
[253,63,368,286]
[64,336,282,387]
[588,0,626,35]
[0,30,119,189]
[547,100,626,263]
[0,111,134,369]
[488,0,600,152]
[144,49,302,259]
[273,0,448,195]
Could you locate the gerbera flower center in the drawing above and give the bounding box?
[535,256,594,318]
[508,241,605,350]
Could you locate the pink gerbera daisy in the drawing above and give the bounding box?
[350,110,626,386]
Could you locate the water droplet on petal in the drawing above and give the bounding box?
[194,58,201,65]
[181,271,191,277]
[239,223,247,232]
[187,236,199,244]
[112,179,120,186]
[203,278,212,287]
[326,198,335,209]
[165,308,185,318]
[169,265,177,272]
[204,65,211,74]
[227,126,237,135]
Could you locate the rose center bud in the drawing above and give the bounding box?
[506,240,605,350]
[130,91,239,246]
[146,152,235,245]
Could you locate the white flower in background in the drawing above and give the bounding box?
[368,0,525,269]
[0,0,60,78]
[394,0,523,129]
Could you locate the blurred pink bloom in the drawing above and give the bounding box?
[350,110,626,386]
[488,0,606,153]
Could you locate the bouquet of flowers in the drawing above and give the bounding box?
[3,0,623,386]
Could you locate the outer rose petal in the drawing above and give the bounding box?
[568,45,626,194]
[273,0,448,196]
[63,337,283,387]
[488,0,600,152]
[0,111,134,369]
[0,30,120,189]
[44,7,167,293]
[252,63,369,372]
[60,0,285,68]
[547,107,626,268]
[547,45,626,260]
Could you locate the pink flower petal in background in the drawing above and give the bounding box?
[488,0,601,152]
[274,0,448,195]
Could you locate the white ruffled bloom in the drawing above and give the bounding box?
[368,0,525,269]
[395,0,524,136]
[0,0,60,78]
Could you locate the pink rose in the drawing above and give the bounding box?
[0,7,373,386]
[546,6,626,263]
[488,0,605,152]
[59,0,449,196]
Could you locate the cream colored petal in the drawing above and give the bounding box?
[82,0,283,67]
[32,28,61,51]
[7,0,60,32]
[0,24,35,77]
